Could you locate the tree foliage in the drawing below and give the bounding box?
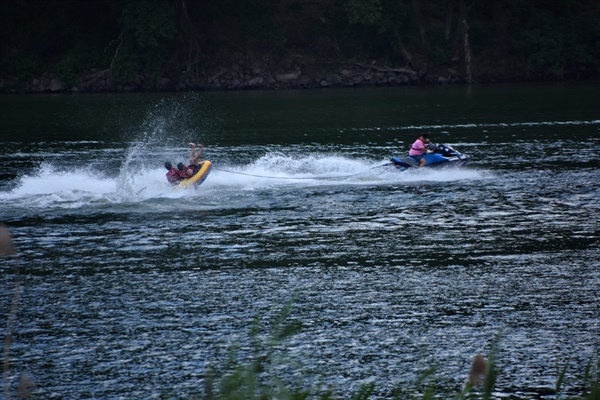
[345,0,383,26]
[0,0,598,85]
[109,0,176,82]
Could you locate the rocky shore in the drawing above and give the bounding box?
[1,61,464,94]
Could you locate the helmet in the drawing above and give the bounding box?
[164,161,172,170]
[177,162,185,171]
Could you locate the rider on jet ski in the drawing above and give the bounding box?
[408,134,430,168]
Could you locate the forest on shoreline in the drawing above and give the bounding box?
[1,0,599,93]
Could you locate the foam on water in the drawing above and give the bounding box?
[1,148,489,210]
[12,163,117,195]
[210,151,489,187]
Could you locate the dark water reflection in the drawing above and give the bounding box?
[1,84,599,399]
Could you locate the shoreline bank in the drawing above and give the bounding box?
[3,61,583,94]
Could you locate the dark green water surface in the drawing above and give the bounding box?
[1,83,599,399]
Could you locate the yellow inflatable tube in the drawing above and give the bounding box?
[174,160,212,190]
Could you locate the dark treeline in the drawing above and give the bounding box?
[1,0,599,92]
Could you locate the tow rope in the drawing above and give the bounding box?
[213,162,392,181]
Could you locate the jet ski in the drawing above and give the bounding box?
[390,143,470,171]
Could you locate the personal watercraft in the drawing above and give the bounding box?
[390,143,470,171]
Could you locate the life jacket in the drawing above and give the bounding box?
[187,164,200,176]
[409,138,425,156]
[166,168,182,184]
[179,165,199,179]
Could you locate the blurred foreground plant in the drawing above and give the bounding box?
[1,224,36,399]
[190,302,598,400]
[201,299,310,400]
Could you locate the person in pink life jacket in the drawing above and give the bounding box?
[408,134,430,167]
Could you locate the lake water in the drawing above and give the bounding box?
[1,83,599,399]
